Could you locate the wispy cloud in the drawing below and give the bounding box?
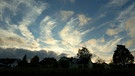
[39,16,58,45]
[105,2,135,50]
[0,0,48,50]
[60,0,75,4]
[17,0,47,50]
[106,28,122,36]
[38,14,92,56]
[125,17,135,38]
[0,28,24,47]
[116,3,135,48]
[60,10,74,21]
[117,2,135,21]
[125,39,135,48]
[107,0,129,7]
[124,17,135,48]
[82,37,122,62]
[59,18,90,46]
[77,14,92,26]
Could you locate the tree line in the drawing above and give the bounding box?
[0,44,134,69]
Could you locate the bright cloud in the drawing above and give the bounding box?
[125,39,135,48]
[125,17,135,38]
[124,17,135,48]
[59,18,90,46]
[82,37,122,62]
[77,14,91,26]
[39,16,58,45]
[0,0,47,50]
[106,28,122,36]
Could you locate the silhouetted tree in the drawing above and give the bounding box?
[58,56,71,68]
[94,57,109,69]
[95,57,105,64]
[30,55,39,64]
[22,54,28,63]
[77,47,92,64]
[18,54,28,67]
[112,45,134,67]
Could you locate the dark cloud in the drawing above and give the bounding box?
[0,47,67,61]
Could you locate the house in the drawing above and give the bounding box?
[0,58,18,67]
[58,56,93,69]
[39,57,58,68]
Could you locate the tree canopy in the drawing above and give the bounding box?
[77,47,92,64]
[30,55,39,64]
[112,45,134,66]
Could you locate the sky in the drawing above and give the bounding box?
[0,0,135,63]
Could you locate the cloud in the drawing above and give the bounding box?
[104,2,135,50]
[60,0,75,4]
[0,0,48,50]
[16,0,47,50]
[58,19,83,55]
[0,47,66,61]
[60,10,74,21]
[106,28,122,36]
[39,16,59,45]
[0,0,18,16]
[0,29,25,47]
[106,3,135,37]
[125,17,135,38]
[124,17,135,48]
[77,14,92,26]
[107,0,129,7]
[125,39,135,48]
[82,37,122,62]
[19,24,34,42]
[0,29,28,48]
[117,3,135,21]
[0,29,40,50]
[59,18,90,46]
[18,0,47,40]
[59,26,81,45]
[104,2,135,51]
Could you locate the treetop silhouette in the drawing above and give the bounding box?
[112,45,134,67]
[77,47,92,64]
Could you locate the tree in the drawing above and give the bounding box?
[77,47,92,64]
[30,55,39,64]
[95,57,105,64]
[112,45,134,67]
[58,56,71,68]
[22,54,28,63]
[18,54,28,67]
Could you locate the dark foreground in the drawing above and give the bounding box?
[0,67,135,76]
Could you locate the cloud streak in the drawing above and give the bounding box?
[0,0,48,50]
[107,0,129,7]
[82,37,122,62]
